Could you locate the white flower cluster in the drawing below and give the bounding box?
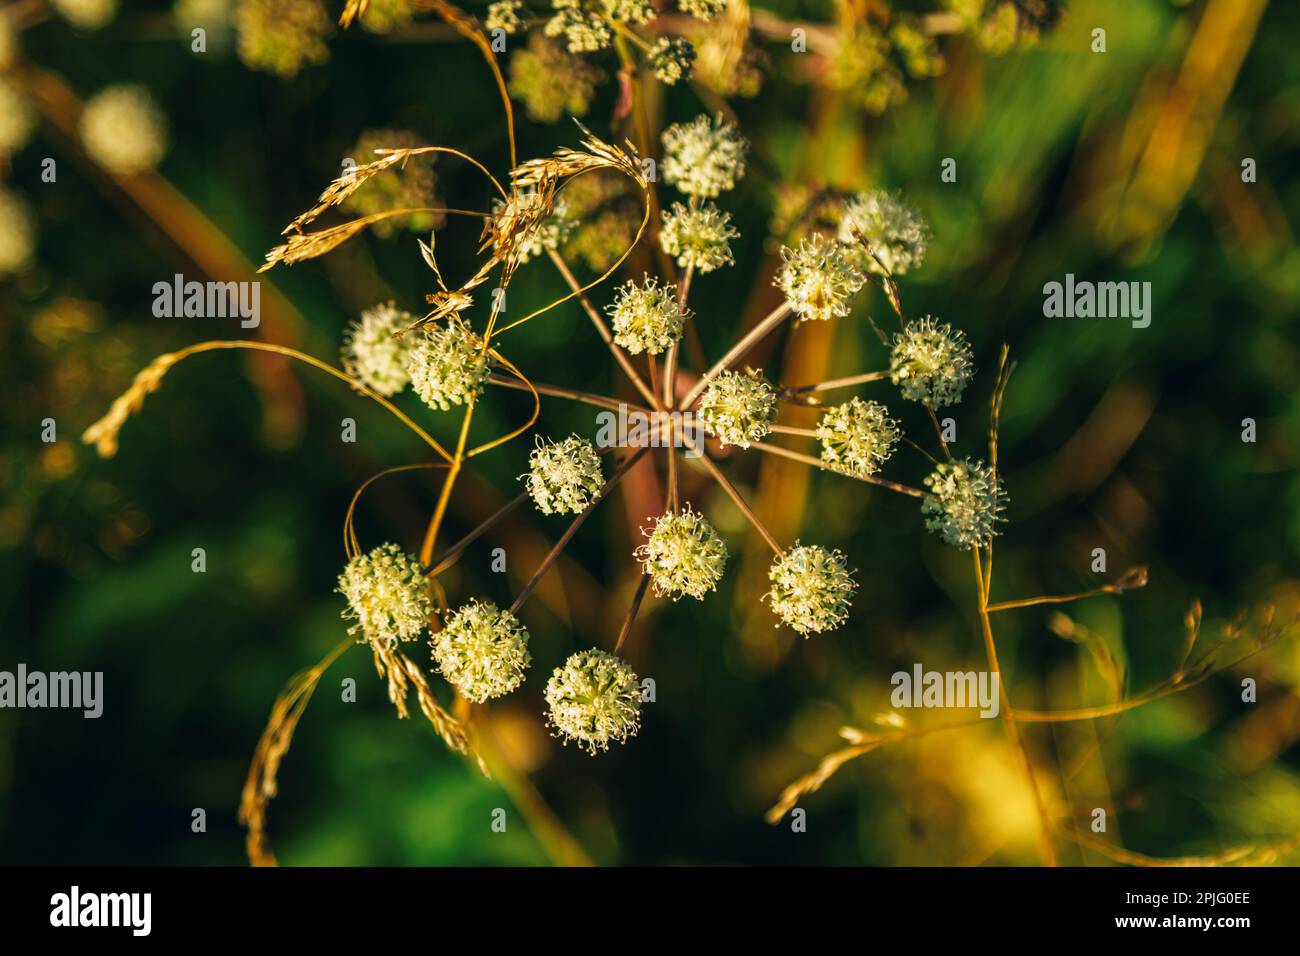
[608,276,690,355]
[50,0,118,30]
[635,506,728,600]
[816,397,900,476]
[661,114,747,199]
[544,0,613,53]
[679,0,727,19]
[342,302,416,397]
[522,435,604,515]
[79,85,170,175]
[766,544,857,636]
[837,189,929,276]
[698,370,776,448]
[407,319,491,411]
[921,458,1007,550]
[0,79,34,157]
[0,189,35,277]
[889,316,974,408]
[545,648,642,753]
[430,599,531,703]
[338,543,431,650]
[650,37,696,86]
[486,0,526,33]
[659,202,738,274]
[775,233,867,323]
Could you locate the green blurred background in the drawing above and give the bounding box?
[2,0,1299,865]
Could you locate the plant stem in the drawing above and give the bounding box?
[425,491,530,577]
[684,440,783,553]
[972,548,1058,866]
[615,573,654,653]
[509,448,649,615]
[748,440,926,498]
[486,373,643,414]
[545,249,661,408]
[779,370,890,398]
[679,302,793,409]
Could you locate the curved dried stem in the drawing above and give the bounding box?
[344,462,450,560]
[81,340,453,463]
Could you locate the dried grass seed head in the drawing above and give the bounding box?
[698,369,776,448]
[775,232,867,323]
[338,543,431,650]
[342,129,442,237]
[430,599,531,703]
[635,505,729,600]
[766,544,857,636]
[492,188,573,262]
[545,648,642,754]
[342,301,416,397]
[661,113,747,199]
[608,276,690,356]
[921,458,1007,550]
[816,397,900,476]
[889,316,975,408]
[407,319,491,411]
[523,434,604,515]
[659,201,738,273]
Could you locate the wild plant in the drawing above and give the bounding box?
[77,1,1298,867]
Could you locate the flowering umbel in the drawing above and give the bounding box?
[650,37,696,86]
[234,0,332,78]
[698,370,776,448]
[661,113,747,199]
[766,544,857,636]
[921,458,1007,550]
[775,233,866,322]
[545,649,642,753]
[523,435,604,515]
[816,397,900,476]
[338,543,431,650]
[837,189,929,276]
[342,302,416,397]
[635,506,728,600]
[608,276,690,356]
[407,319,491,411]
[659,201,738,274]
[78,85,170,175]
[889,316,975,408]
[430,599,531,703]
